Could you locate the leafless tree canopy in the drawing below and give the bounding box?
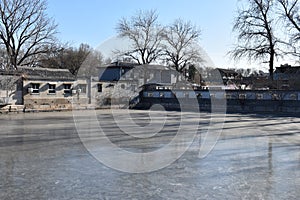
[162,19,202,73]
[278,0,300,37]
[116,10,165,65]
[78,47,104,77]
[40,43,103,76]
[230,0,280,79]
[0,0,57,70]
[277,0,300,55]
[116,10,204,77]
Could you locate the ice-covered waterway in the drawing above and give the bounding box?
[0,110,299,199]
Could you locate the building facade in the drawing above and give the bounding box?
[0,62,178,111]
[96,62,178,108]
[0,66,102,112]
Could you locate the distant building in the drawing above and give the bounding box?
[207,68,241,89]
[99,62,177,84]
[274,64,300,90]
[274,64,300,79]
[247,71,270,90]
[96,62,178,107]
[17,66,76,111]
[0,62,181,111]
[0,66,102,111]
[99,61,138,81]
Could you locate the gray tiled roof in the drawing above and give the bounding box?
[0,66,75,81]
[18,66,75,81]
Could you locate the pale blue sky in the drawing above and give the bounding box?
[46,0,251,69]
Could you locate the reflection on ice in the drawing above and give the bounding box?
[0,110,299,199]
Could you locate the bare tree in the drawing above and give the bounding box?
[40,43,104,77]
[229,0,280,80]
[0,0,57,70]
[78,49,104,77]
[236,68,253,77]
[0,46,9,69]
[277,0,300,56]
[162,19,202,74]
[65,44,92,76]
[116,10,164,64]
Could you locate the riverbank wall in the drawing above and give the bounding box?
[132,89,300,115]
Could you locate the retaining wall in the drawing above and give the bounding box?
[133,89,300,114]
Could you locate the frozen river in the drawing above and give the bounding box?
[0,109,299,199]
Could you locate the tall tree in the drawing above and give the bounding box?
[40,43,102,76]
[116,10,164,65]
[277,0,300,56]
[230,0,279,80]
[0,46,9,69]
[66,44,92,76]
[162,19,202,74]
[0,0,57,70]
[78,48,104,77]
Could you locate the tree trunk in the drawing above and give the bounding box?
[269,50,274,81]
[10,54,18,70]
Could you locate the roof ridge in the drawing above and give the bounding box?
[18,66,70,72]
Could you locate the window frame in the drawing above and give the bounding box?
[63,83,72,94]
[31,83,40,94]
[48,84,56,94]
[97,84,102,93]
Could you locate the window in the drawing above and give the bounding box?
[272,93,280,100]
[256,94,263,100]
[290,94,297,100]
[147,92,153,97]
[239,94,246,99]
[48,84,56,94]
[225,94,232,99]
[97,84,102,93]
[77,84,86,93]
[31,83,40,94]
[64,84,72,94]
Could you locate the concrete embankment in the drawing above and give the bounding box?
[133,89,300,115]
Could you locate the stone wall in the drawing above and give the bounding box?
[134,89,300,114]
